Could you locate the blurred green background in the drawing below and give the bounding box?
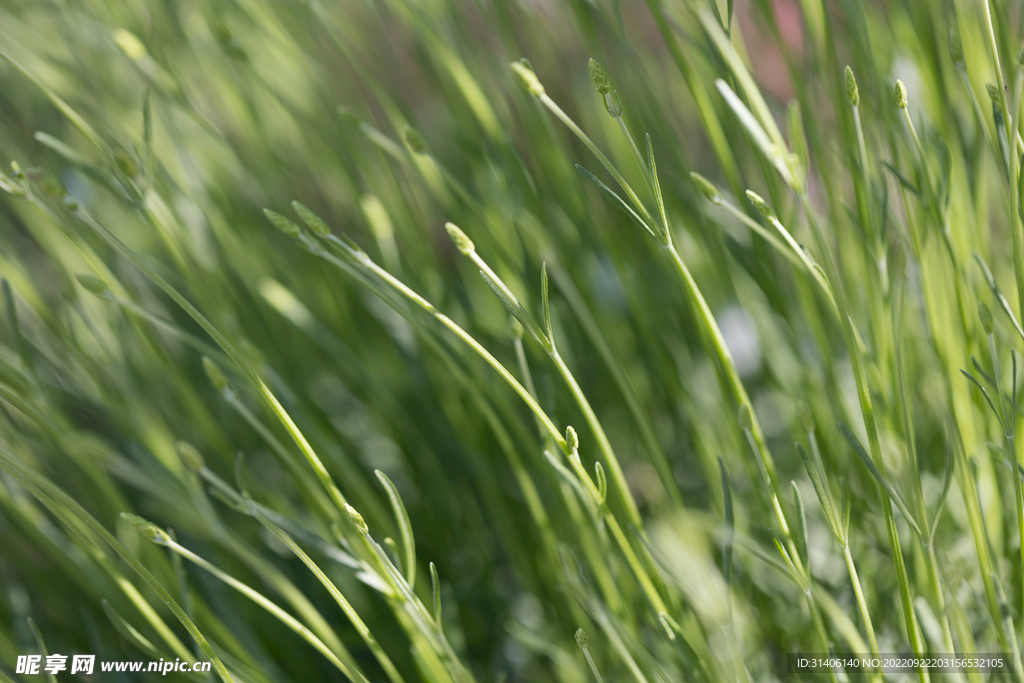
[1,0,1024,681]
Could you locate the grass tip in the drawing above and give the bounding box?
[797,400,814,433]
[337,105,365,127]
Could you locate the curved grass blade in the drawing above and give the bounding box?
[575,164,658,242]
[376,470,416,588]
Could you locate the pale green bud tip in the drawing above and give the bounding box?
[588,58,610,95]
[75,274,108,295]
[345,504,369,535]
[264,209,302,239]
[894,80,908,109]
[738,404,753,431]
[510,60,545,97]
[291,201,331,237]
[120,513,167,542]
[444,222,475,254]
[175,441,205,472]
[113,29,147,61]
[979,301,994,334]
[745,190,774,219]
[565,425,579,451]
[11,161,24,179]
[948,31,964,67]
[574,628,588,649]
[690,172,721,205]
[986,83,1001,105]
[62,194,79,210]
[797,401,814,433]
[201,356,229,392]
[404,126,429,154]
[844,66,859,107]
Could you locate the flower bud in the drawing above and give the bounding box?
[338,106,365,128]
[202,356,229,392]
[62,194,79,210]
[588,58,610,95]
[175,441,205,472]
[120,513,169,543]
[345,504,368,536]
[797,401,814,434]
[690,172,722,205]
[948,30,965,68]
[745,190,774,220]
[894,80,908,109]
[979,301,994,334]
[986,83,1001,106]
[844,66,859,107]
[292,201,331,237]
[510,59,544,97]
[565,425,579,451]
[445,222,475,255]
[404,126,429,154]
[264,209,302,239]
[75,274,108,295]
[738,404,753,431]
[574,628,589,649]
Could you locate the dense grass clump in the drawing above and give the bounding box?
[3,0,1024,681]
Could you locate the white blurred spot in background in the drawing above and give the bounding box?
[717,305,761,378]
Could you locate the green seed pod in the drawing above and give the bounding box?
[565,425,579,451]
[292,201,331,237]
[738,404,753,431]
[690,172,722,205]
[264,209,302,239]
[588,58,610,95]
[175,441,205,472]
[63,194,79,210]
[404,126,429,154]
[574,628,589,649]
[75,274,108,295]
[510,59,545,97]
[345,504,369,536]
[120,513,168,542]
[11,161,24,180]
[979,301,994,334]
[844,66,859,107]
[797,400,814,434]
[948,30,965,69]
[894,80,908,109]
[445,222,475,254]
[202,355,229,392]
[745,190,774,219]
